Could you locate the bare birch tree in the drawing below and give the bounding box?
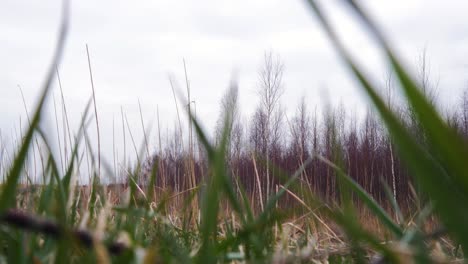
[256,51,284,199]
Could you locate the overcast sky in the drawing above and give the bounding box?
[1,0,468,172]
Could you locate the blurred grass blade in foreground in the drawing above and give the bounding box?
[305,0,468,256]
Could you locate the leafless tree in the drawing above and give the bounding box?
[290,96,311,165]
[406,48,439,142]
[214,80,240,160]
[256,50,285,199]
[460,88,468,137]
[383,71,398,208]
[249,107,268,156]
[269,106,285,158]
[230,119,244,176]
[418,48,438,106]
[290,96,311,195]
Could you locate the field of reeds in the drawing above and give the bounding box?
[1,1,467,263]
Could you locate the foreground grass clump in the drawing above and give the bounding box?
[0,1,467,263]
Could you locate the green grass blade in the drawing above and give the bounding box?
[345,3,468,192]
[317,155,403,237]
[0,5,69,212]
[257,157,312,224]
[145,160,158,210]
[381,179,404,226]
[304,0,468,252]
[181,103,228,263]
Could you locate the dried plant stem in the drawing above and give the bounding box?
[157,105,165,188]
[251,153,264,211]
[124,114,139,165]
[19,86,40,182]
[138,99,150,158]
[120,107,126,178]
[56,67,74,166]
[52,95,65,173]
[86,44,101,178]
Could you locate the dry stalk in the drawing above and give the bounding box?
[251,153,264,211]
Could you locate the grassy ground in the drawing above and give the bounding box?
[1,1,467,263]
[3,183,459,263]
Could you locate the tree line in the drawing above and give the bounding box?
[133,51,468,212]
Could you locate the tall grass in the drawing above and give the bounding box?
[0,1,466,263]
